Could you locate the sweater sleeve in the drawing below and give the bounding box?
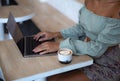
[60,19,120,58]
[60,24,85,39]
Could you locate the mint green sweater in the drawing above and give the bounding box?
[60,6,120,58]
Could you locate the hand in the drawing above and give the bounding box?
[32,42,60,55]
[34,31,57,42]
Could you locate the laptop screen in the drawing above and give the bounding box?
[6,13,24,43]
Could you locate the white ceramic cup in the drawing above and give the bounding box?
[57,48,73,64]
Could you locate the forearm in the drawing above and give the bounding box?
[54,32,63,38]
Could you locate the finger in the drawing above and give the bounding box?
[34,35,40,41]
[34,33,43,40]
[34,33,40,38]
[32,46,44,53]
[39,37,47,42]
[39,50,50,55]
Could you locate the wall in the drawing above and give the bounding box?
[39,0,84,23]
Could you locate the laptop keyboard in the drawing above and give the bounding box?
[25,37,40,55]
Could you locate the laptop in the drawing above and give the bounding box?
[6,13,55,57]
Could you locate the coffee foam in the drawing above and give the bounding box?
[59,50,71,55]
[58,48,72,55]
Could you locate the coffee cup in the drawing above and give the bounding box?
[57,48,73,64]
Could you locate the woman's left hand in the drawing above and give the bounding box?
[32,42,60,55]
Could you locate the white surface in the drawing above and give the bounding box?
[58,53,72,62]
[46,0,84,23]
[34,77,46,81]
[0,23,4,40]
[14,59,93,81]
[0,67,5,81]
[0,13,35,23]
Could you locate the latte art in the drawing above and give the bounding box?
[58,48,72,55]
[59,50,71,55]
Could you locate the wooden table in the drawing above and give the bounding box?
[0,40,93,81]
[0,5,35,40]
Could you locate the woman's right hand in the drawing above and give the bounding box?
[34,31,58,42]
